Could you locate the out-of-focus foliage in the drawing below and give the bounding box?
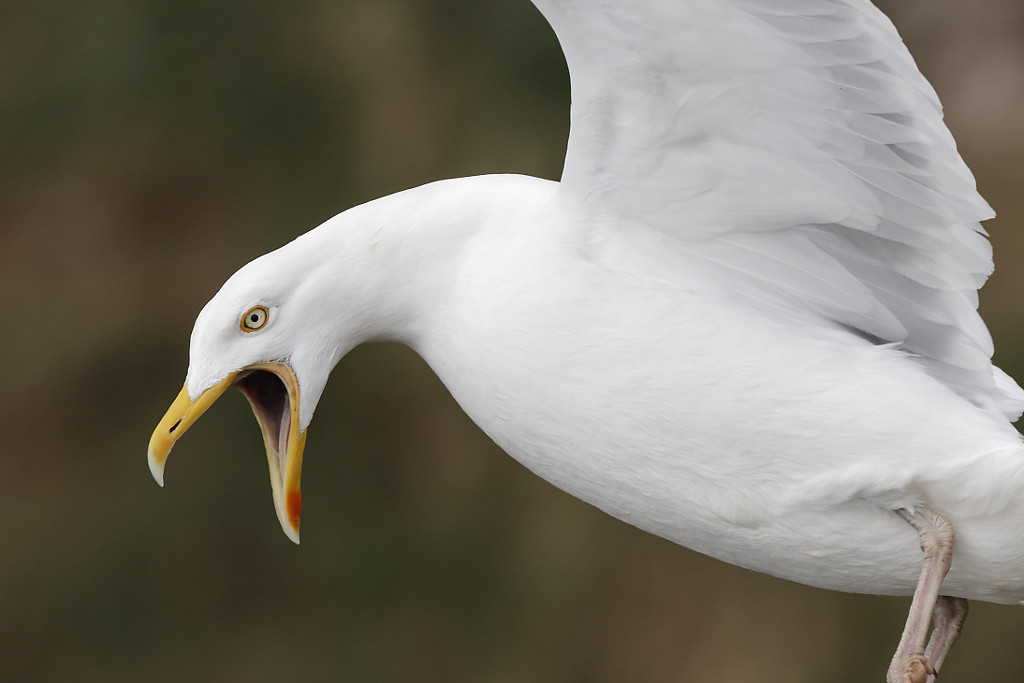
[2,1,1022,681]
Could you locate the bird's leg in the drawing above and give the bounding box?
[885,508,955,683]
[923,595,969,676]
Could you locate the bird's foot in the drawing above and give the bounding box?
[887,653,933,683]
[885,508,959,683]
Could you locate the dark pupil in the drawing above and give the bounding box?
[250,314,259,323]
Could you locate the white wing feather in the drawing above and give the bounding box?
[532,0,1023,419]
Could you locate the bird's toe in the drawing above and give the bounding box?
[887,653,933,683]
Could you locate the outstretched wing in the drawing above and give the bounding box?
[532,0,1023,419]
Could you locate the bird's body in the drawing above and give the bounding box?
[266,172,1024,604]
[149,0,1024,678]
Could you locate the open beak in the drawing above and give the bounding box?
[147,361,306,544]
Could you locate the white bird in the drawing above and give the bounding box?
[148,1,1024,681]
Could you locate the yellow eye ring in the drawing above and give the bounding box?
[241,305,269,332]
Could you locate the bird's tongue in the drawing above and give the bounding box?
[278,403,290,468]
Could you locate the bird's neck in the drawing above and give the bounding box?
[286,174,559,353]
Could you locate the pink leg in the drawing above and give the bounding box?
[923,595,968,679]
[885,508,955,683]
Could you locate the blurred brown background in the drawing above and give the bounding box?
[2,1,1023,681]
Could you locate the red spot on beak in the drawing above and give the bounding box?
[287,489,302,527]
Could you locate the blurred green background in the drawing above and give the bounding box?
[3,0,1024,681]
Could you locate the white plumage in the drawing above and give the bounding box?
[149,1,1024,680]
[542,0,1021,419]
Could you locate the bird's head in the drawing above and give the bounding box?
[147,241,350,544]
[146,178,500,543]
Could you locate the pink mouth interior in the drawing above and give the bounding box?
[236,370,291,470]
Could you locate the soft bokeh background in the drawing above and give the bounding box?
[3,1,1024,681]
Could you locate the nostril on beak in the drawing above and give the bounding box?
[169,418,182,434]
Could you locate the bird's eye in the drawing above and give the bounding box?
[241,305,269,332]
